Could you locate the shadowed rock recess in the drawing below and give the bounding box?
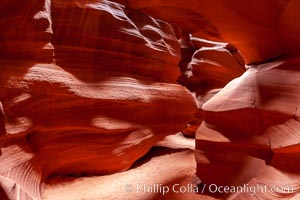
[0,0,300,200]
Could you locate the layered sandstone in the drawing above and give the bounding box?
[196,55,300,199]
[1,0,300,200]
[122,0,300,199]
[0,1,197,199]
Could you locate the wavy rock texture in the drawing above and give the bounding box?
[177,34,245,137]
[196,56,300,199]
[126,0,300,64]
[119,0,300,199]
[2,0,300,200]
[0,1,197,199]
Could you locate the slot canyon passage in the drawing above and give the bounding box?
[1,0,300,199]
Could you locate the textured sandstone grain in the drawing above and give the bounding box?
[0,1,197,199]
[1,1,300,200]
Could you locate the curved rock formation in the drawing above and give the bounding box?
[196,55,300,199]
[2,0,300,200]
[0,1,197,199]
[126,0,300,64]
[177,32,245,137]
[119,0,300,199]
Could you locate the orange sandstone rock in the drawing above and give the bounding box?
[196,55,300,199]
[0,1,197,199]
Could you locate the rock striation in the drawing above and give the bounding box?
[0,1,197,199]
[122,0,300,199]
[1,0,300,200]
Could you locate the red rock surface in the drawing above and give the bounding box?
[126,0,300,64]
[196,55,300,199]
[0,1,197,199]
[123,0,300,199]
[1,0,300,200]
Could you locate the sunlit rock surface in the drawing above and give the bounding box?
[0,1,196,199]
[196,55,300,199]
[122,0,300,199]
[177,34,245,137]
[1,0,300,200]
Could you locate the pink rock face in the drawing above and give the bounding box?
[2,0,300,200]
[0,1,197,199]
[176,32,245,137]
[196,56,300,199]
[122,1,300,199]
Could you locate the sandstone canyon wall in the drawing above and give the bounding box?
[1,0,300,200]
[0,1,197,199]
